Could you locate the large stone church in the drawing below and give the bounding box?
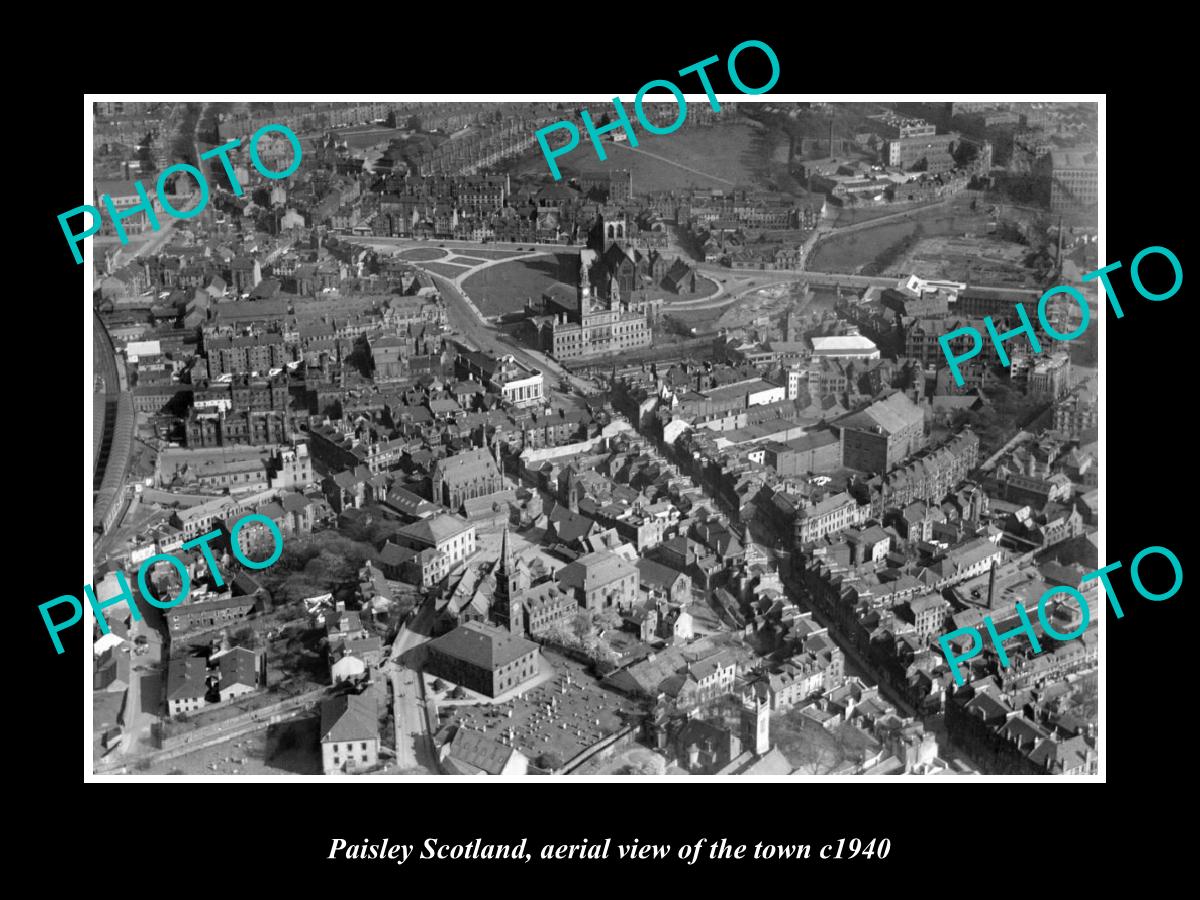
[431,445,505,512]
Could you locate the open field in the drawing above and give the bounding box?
[463,252,578,316]
[447,256,489,265]
[832,200,943,227]
[665,305,724,335]
[399,247,447,261]
[421,261,472,278]
[809,206,992,274]
[668,279,827,336]
[142,716,325,776]
[595,125,761,191]
[510,123,771,192]
[449,248,525,260]
[894,234,1039,288]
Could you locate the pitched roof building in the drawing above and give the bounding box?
[425,621,541,698]
[319,692,380,775]
[431,447,504,512]
[557,550,640,612]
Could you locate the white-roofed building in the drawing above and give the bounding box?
[125,339,163,363]
[810,334,880,360]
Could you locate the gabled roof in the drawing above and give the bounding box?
[217,647,259,688]
[838,391,922,436]
[688,650,735,681]
[379,540,418,567]
[558,550,636,592]
[320,692,379,743]
[446,727,525,775]
[635,558,687,593]
[166,656,209,701]
[548,507,597,544]
[397,513,472,547]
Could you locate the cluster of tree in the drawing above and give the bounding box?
[263,531,381,610]
[952,139,980,169]
[228,626,261,651]
[614,754,667,776]
[861,224,925,277]
[777,713,864,775]
[543,612,620,668]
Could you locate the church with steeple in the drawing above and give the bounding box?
[489,523,577,638]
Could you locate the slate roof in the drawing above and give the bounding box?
[558,550,636,592]
[427,621,538,671]
[319,692,379,743]
[548,507,597,544]
[166,656,209,701]
[838,391,923,436]
[379,540,418,567]
[397,513,472,547]
[432,447,498,483]
[217,647,259,689]
[689,651,735,681]
[635,558,687,593]
[446,727,523,775]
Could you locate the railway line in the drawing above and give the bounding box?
[92,311,134,536]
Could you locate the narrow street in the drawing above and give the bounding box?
[386,593,437,773]
[794,592,917,719]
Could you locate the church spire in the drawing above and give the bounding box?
[494,521,523,635]
[499,520,512,577]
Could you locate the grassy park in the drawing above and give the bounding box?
[420,261,472,278]
[463,252,578,316]
[398,247,447,261]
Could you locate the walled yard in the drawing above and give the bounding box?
[141,715,324,776]
[436,654,640,769]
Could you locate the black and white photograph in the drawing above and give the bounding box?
[76,95,1107,782]
[13,10,1200,883]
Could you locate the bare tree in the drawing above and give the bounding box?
[570,611,594,643]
